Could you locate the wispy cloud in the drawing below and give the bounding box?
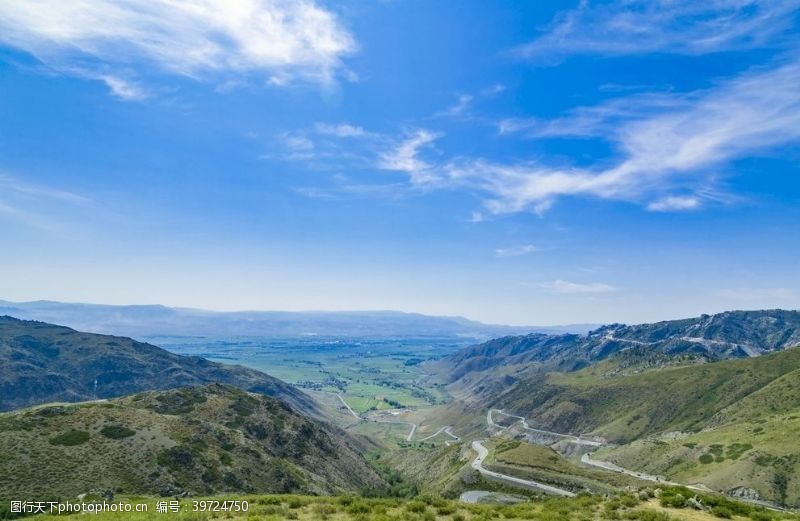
[516,1,800,61]
[380,58,800,214]
[495,244,538,258]
[0,0,356,97]
[0,173,92,233]
[647,195,701,212]
[278,54,800,217]
[260,131,315,161]
[468,211,485,223]
[315,123,367,138]
[0,174,90,204]
[378,130,441,185]
[96,74,148,101]
[542,279,617,294]
[436,94,473,117]
[481,83,506,96]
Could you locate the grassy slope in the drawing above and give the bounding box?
[496,347,800,441]
[490,347,800,506]
[599,413,800,506]
[0,385,384,500]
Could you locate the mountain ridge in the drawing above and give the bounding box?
[0,316,317,415]
[429,309,800,398]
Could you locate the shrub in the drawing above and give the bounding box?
[156,445,197,471]
[699,454,714,464]
[100,425,135,439]
[346,500,370,515]
[405,500,427,513]
[49,430,90,446]
[726,443,753,460]
[628,510,674,521]
[436,504,456,515]
[287,497,308,509]
[659,492,686,508]
[712,506,734,518]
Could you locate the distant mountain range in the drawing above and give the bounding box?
[0,316,317,415]
[0,299,595,339]
[429,309,800,396]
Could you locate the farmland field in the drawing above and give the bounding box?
[147,335,472,413]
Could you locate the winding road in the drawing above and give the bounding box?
[471,440,576,497]
[580,453,682,486]
[418,425,461,442]
[489,408,781,506]
[490,409,603,447]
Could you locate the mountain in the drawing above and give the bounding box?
[427,309,800,506]
[488,346,800,506]
[0,384,385,499]
[494,345,800,442]
[429,310,800,397]
[0,316,317,415]
[0,299,593,339]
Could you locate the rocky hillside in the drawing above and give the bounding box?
[0,384,385,499]
[0,316,317,415]
[429,310,800,397]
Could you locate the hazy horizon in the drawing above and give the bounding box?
[3,296,797,329]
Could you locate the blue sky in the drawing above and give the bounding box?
[0,0,799,325]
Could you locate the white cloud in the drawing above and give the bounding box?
[647,195,702,212]
[468,211,485,223]
[315,123,366,137]
[495,244,538,258]
[543,279,617,294]
[0,0,356,95]
[0,173,92,233]
[262,131,315,161]
[517,1,800,60]
[436,94,473,117]
[0,173,90,204]
[481,83,506,96]
[450,59,800,214]
[378,130,441,185]
[97,74,148,100]
[298,57,800,217]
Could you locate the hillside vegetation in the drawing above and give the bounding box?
[0,384,384,500]
[0,316,316,414]
[5,490,797,521]
[489,347,800,505]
